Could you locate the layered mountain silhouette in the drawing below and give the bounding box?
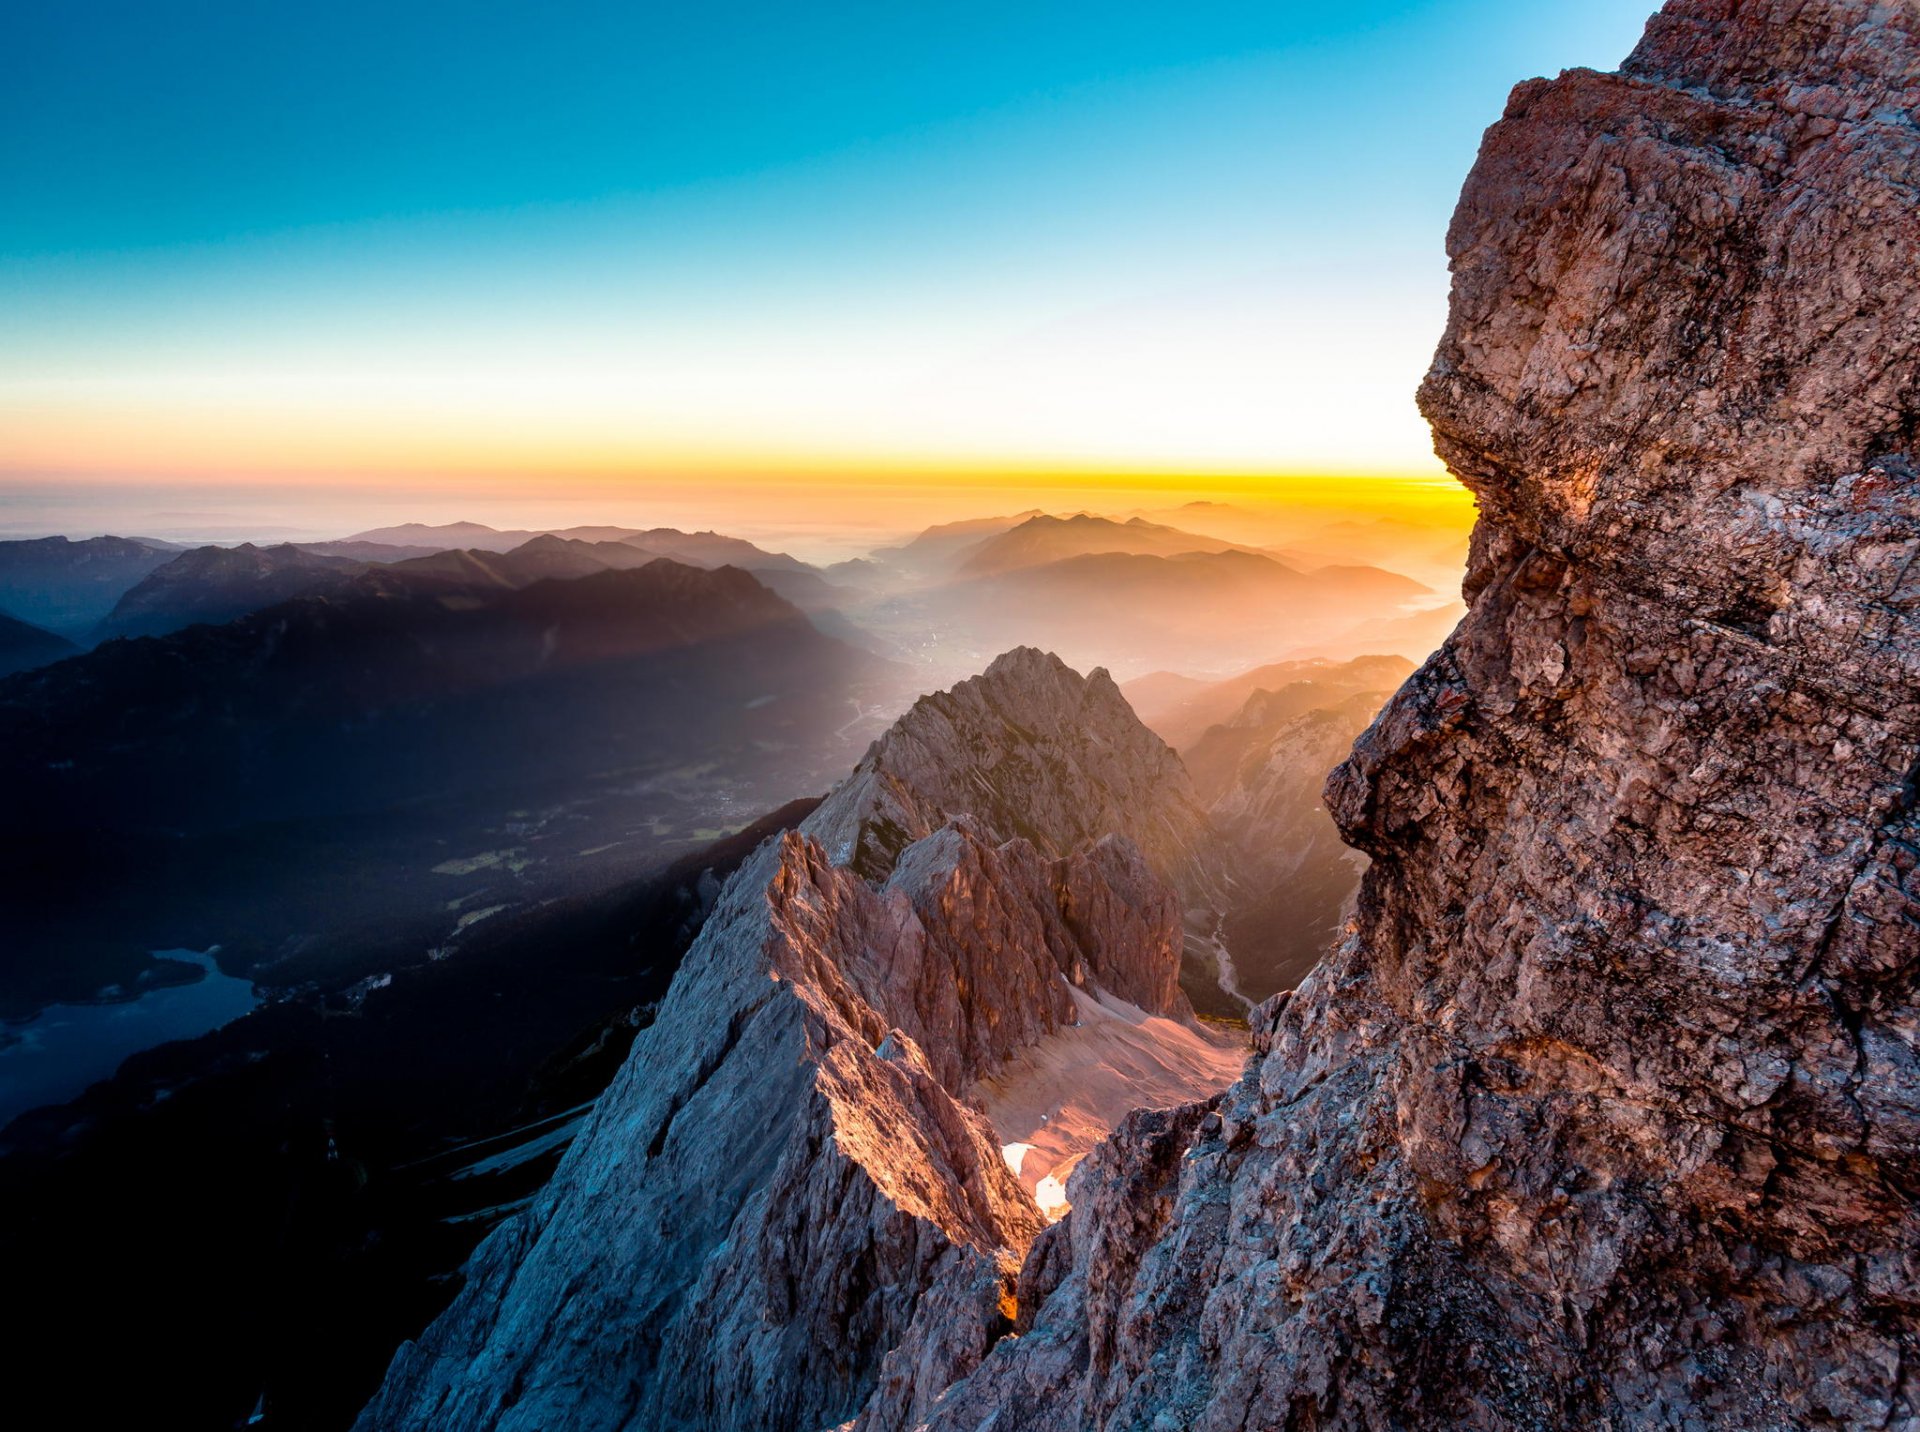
[952,512,1270,575]
[80,530,859,646]
[837,510,1444,680]
[937,547,1430,675]
[0,534,179,635]
[867,509,1044,573]
[96,542,368,641]
[0,559,900,1015]
[1125,652,1414,755]
[0,611,77,678]
[1121,653,1411,1000]
[343,520,811,573]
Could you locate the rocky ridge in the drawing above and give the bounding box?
[357,649,1243,1431]
[96,541,366,641]
[805,648,1215,885]
[866,4,1920,1428]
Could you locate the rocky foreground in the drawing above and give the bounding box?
[872,2,1920,1428]
[361,2,1920,1428]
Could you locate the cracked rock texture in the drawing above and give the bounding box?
[356,653,1227,1432]
[807,647,1216,893]
[881,3,1920,1429]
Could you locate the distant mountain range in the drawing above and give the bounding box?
[0,506,1465,688]
[1123,652,1412,1000]
[342,520,812,572]
[953,512,1271,575]
[96,542,369,641]
[0,558,903,1018]
[0,558,877,840]
[866,509,1045,571]
[41,526,838,651]
[934,545,1430,676]
[0,534,181,635]
[1124,651,1415,753]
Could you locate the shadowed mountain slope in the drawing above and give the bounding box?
[356,649,1244,1432]
[0,611,77,678]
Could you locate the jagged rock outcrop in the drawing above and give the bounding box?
[872,4,1920,1429]
[807,647,1215,888]
[810,647,1240,1013]
[357,652,1241,1431]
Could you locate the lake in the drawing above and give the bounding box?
[0,949,261,1130]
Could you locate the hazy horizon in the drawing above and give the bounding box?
[0,472,1474,564]
[6,1,1651,513]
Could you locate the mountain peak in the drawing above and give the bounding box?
[911,2,1920,1426]
[357,646,1239,1431]
[804,648,1205,883]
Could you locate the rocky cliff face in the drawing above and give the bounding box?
[809,646,1239,1013]
[357,650,1242,1432]
[871,4,1920,1428]
[806,647,1214,888]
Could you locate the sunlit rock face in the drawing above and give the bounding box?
[882,3,1920,1429]
[356,650,1242,1432]
[806,646,1218,893]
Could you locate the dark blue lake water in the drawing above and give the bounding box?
[0,950,260,1129]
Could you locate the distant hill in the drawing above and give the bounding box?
[342,520,550,552]
[1124,653,1415,753]
[952,512,1264,576]
[617,528,813,575]
[97,543,368,641]
[868,510,1044,571]
[0,535,179,635]
[0,612,78,678]
[366,537,860,616]
[1176,656,1415,803]
[341,521,815,575]
[91,537,856,641]
[1208,685,1402,999]
[1,559,856,834]
[298,540,447,562]
[939,548,1431,678]
[1268,514,1472,591]
[365,535,661,594]
[1114,669,1211,724]
[1120,500,1294,547]
[0,559,900,1018]
[1278,598,1466,665]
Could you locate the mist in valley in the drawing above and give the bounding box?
[0,485,1463,1425]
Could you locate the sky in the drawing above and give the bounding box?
[1,1,1657,543]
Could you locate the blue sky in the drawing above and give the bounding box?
[1,0,1657,512]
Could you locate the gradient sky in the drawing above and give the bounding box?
[2,1,1656,534]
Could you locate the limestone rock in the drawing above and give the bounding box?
[357,653,1239,1432]
[804,646,1216,894]
[889,4,1920,1428]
